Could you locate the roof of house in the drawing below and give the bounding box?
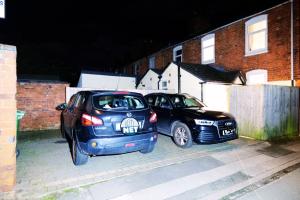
[128,1,288,67]
[136,68,165,86]
[81,70,136,78]
[151,69,164,75]
[176,62,246,84]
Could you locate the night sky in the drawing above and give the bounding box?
[0,0,285,84]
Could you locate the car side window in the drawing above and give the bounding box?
[154,96,161,107]
[67,95,77,108]
[74,93,86,109]
[155,96,171,108]
[146,95,155,106]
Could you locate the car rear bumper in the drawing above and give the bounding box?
[192,126,238,144]
[77,132,158,155]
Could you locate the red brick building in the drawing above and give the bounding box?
[125,0,300,86]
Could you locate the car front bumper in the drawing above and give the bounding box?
[77,132,158,155]
[192,125,238,144]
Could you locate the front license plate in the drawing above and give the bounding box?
[222,129,235,136]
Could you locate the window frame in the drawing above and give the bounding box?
[161,80,168,90]
[133,63,139,75]
[173,45,183,62]
[149,56,155,69]
[245,14,268,56]
[201,33,215,64]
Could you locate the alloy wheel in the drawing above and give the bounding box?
[174,127,188,146]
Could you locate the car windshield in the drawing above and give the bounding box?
[169,95,205,108]
[93,94,146,111]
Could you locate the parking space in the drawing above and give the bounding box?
[15,130,241,197]
[14,130,300,199]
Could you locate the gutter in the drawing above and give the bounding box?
[290,0,295,86]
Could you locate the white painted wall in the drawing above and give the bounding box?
[268,80,292,86]
[158,63,231,112]
[77,75,83,87]
[203,83,230,112]
[77,73,136,89]
[160,63,179,92]
[180,68,203,101]
[66,87,175,102]
[137,70,159,90]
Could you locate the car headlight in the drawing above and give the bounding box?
[194,119,214,126]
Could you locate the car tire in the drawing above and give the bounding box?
[72,136,88,166]
[172,122,193,148]
[140,144,155,154]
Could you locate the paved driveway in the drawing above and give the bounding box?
[13,130,300,199]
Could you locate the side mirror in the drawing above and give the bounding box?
[56,103,67,111]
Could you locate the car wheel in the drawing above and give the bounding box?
[140,144,155,154]
[172,122,193,148]
[72,135,88,166]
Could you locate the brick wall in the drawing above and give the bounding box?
[16,81,69,131]
[0,44,17,192]
[182,39,201,64]
[125,1,300,84]
[215,3,292,82]
[155,48,172,70]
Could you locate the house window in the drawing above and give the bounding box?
[149,56,155,69]
[134,63,139,75]
[161,81,168,90]
[246,69,268,85]
[173,45,183,62]
[245,15,268,56]
[201,34,215,64]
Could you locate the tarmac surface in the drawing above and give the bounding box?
[1,130,300,200]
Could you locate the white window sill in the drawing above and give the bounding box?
[201,60,215,65]
[245,49,268,57]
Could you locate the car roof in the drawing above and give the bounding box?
[145,93,187,97]
[79,90,143,96]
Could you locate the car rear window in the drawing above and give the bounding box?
[93,94,147,111]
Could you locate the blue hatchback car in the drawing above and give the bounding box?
[56,91,158,165]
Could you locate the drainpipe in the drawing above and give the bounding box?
[177,65,181,93]
[200,82,204,102]
[291,0,295,86]
[157,75,162,90]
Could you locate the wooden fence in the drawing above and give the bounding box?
[229,85,299,140]
[66,85,299,140]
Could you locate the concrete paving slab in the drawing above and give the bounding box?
[235,165,300,200]
[8,130,300,200]
[15,130,247,199]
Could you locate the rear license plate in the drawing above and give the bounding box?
[125,143,135,147]
[121,118,139,134]
[222,129,235,136]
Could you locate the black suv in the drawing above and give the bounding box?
[144,93,238,148]
[56,91,158,165]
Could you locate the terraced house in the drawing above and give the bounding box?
[124,0,300,87]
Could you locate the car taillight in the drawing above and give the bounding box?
[149,111,157,123]
[81,114,103,126]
